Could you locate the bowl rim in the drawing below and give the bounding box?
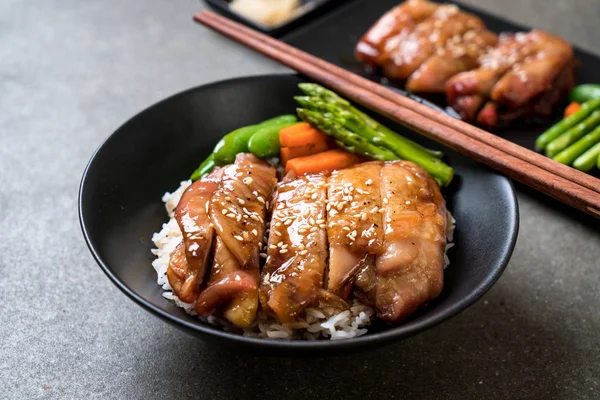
[79,73,519,351]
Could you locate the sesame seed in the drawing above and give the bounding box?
[310,226,318,232]
[365,179,372,185]
[243,215,249,219]
[361,213,367,221]
[300,250,308,256]
[242,231,249,240]
[260,253,267,258]
[298,243,305,250]
[269,244,277,249]
[319,224,326,229]
[257,196,265,204]
[252,191,258,196]
[221,209,228,215]
[329,210,338,216]
[236,215,242,222]
[316,219,325,224]
[343,226,350,231]
[383,198,389,205]
[279,249,288,254]
[284,219,293,226]
[274,231,282,236]
[337,202,345,211]
[234,235,244,241]
[238,199,245,205]
[311,193,318,200]
[309,217,315,225]
[250,214,260,221]
[243,177,253,185]
[252,229,258,236]
[277,242,283,248]
[298,229,307,234]
[275,222,282,227]
[386,218,392,223]
[224,196,231,201]
[281,244,289,249]
[370,206,379,214]
[226,213,236,219]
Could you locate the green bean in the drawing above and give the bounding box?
[546,110,600,157]
[212,115,297,165]
[247,121,297,158]
[536,98,600,150]
[573,142,600,172]
[554,126,600,165]
[190,154,216,181]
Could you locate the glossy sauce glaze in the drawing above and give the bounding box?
[167,156,449,327]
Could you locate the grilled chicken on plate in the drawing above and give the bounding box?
[355,0,576,126]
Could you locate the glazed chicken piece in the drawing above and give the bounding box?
[166,168,222,303]
[382,5,485,80]
[195,154,277,328]
[376,161,447,323]
[355,0,438,66]
[446,30,575,125]
[260,173,346,322]
[406,29,498,93]
[326,162,384,299]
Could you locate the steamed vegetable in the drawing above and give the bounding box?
[295,89,453,186]
[297,109,398,161]
[280,143,330,167]
[214,115,297,165]
[247,120,298,158]
[285,149,362,175]
[545,110,600,157]
[190,154,216,181]
[297,84,444,159]
[536,98,600,150]
[564,102,582,118]
[279,123,330,148]
[573,142,600,172]
[554,126,600,165]
[570,84,600,103]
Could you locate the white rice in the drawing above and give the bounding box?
[151,181,455,340]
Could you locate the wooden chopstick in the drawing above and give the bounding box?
[194,11,600,218]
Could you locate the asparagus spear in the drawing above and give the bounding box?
[546,110,600,157]
[297,85,444,158]
[536,98,600,150]
[297,108,454,186]
[297,108,397,161]
[554,125,600,165]
[573,141,600,172]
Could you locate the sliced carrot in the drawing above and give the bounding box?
[280,141,331,166]
[564,101,582,118]
[285,149,361,175]
[280,123,329,148]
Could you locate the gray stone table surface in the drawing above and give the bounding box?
[2,0,599,399]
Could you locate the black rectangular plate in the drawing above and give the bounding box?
[203,0,347,37]
[281,0,600,177]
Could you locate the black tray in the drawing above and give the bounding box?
[203,0,347,37]
[280,0,600,168]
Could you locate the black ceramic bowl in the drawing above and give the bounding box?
[79,74,519,355]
